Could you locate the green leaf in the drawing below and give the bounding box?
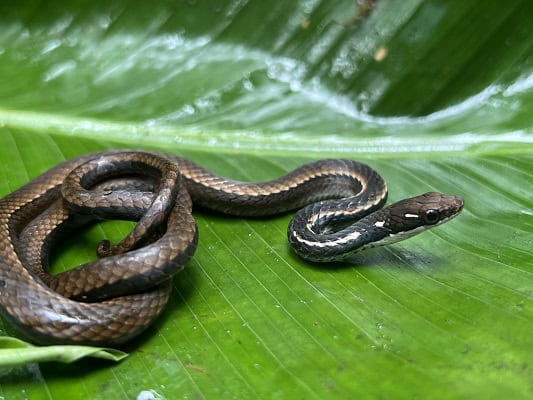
[1,1,532,399]
[0,337,127,368]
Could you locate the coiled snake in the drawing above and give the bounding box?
[0,150,463,345]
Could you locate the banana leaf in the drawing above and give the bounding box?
[0,1,531,399]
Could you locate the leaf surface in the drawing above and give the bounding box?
[0,1,532,399]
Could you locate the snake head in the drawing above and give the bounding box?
[352,191,464,252]
[407,191,463,224]
[378,192,464,235]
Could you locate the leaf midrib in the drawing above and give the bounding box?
[1,107,531,157]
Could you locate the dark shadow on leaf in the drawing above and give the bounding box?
[289,245,448,272]
[2,357,121,384]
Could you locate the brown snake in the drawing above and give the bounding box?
[0,150,463,345]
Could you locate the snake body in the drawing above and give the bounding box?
[0,150,463,345]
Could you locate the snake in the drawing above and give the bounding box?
[0,150,463,345]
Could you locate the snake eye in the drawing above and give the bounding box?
[424,209,440,224]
